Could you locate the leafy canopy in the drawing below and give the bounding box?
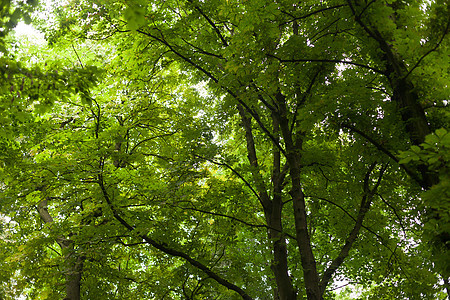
[0,0,449,299]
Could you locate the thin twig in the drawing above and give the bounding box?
[72,44,84,68]
[268,54,385,75]
[194,154,262,204]
[403,20,450,80]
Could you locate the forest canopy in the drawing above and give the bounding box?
[0,0,449,299]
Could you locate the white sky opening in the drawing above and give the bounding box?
[13,21,46,42]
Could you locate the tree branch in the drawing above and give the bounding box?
[319,163,387,294]
[376,193,408,239]
[136,29,286,157]
[268,54,385,75]
[37,199,71,248]
[180,36,226,59]
[97,173,254,300]
[346,0,380,42]
[194,154,262,204]
[71,44,84,69]
[340,122,423,185]
[291,67,322,134]
[403,20,449,80]
[236,104,272,210]
[129,132,177,154]
[187,0,229,47]
[137,29,220,84]
[171,203,297,241]
[281,4,346,24]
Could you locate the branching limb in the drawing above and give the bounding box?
[37,199,71,248]
[136,29,285,156]
[319,162,388,295]
[291,67,322,134]
[236,104,272,210]
[404,20,449,80]
[376,193,408,239]
[268,54,385,75]
[310,195,391,247]
[129,132,177,154]
[137,29,219,84]
[171,203,297,241]
[194,154,262,204]
[346,0,380,42]
[97,173,254,300]
[340,122,423,185]
[179,36,225,59]
[281,4,346,24]
[356,0,377,19]
[187,0,229,47]
[71,44,84,69]
[37,197,83,300]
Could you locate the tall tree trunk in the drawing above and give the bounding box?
[37,199,83,300]
[237,104,297,300]
[348,0,447,280]
[275,92,322,300]
[266,113,297,300]
[348,0,436,188]
[64,254,83,300]
[265,203,297,300]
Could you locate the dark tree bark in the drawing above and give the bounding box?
[237,104,297,300]
[347,0,448,278]
[347,0,440,188]
[275,92,322,300]
[64,255,83,300]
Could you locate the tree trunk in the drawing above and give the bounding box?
[348,0,436,188]
[37,199,83,300]
[238,104,297,300]
[64,254,83,300]
[265,204,297,300]
[275,93,322,300]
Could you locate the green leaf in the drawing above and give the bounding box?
[399,156,413,164]
[124,5,146,31]
[410,145,421,153]
[424,134,439,145]
[441,133,450,147]
[435,128,447,138]
[80,94,92,106]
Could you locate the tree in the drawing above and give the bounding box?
[1,0,448,299]
[1,3,102,298]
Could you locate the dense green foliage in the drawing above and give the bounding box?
[0,0,449,299]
